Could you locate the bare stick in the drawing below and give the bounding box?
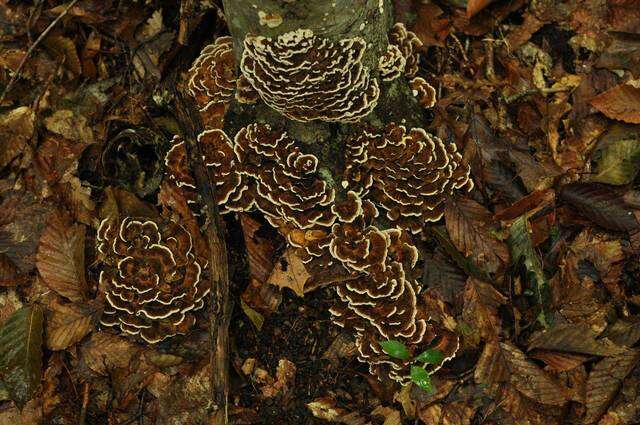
[0,0,79,105]
[172,91,231,425]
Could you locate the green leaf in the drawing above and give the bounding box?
[592,138,640,185]
[410,366,433,393]
[380,340,410,360]
[0,306,44,408]
[415,348,445,365]
[508,215,550,328]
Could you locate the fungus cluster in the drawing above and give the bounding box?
[188,36,236,128]
[327,192,457,383]
[343,124,473,234]
[240,29,380,122]
[97,216,209,344]
[388,23,422,78]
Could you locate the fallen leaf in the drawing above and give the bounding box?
[0,106,34,169]
[444,196,510,274]
[508,215,550,326]
[43,35,81,75]
[591,128,640,185]
[585,349,640,423]
[591,84,640,124]
[45,298,94,350]
[475,340,568,406]
[528,323,626,356]
[529,350,589,372]
[467,0,494,18]
[560,182,639,233]
[79,332,140,376]
[36,210,87,302]
[0,306,43,409]
[44,109,94,144]
[462,278,507,340]
[266,248,310,297]
[418,401,475,425]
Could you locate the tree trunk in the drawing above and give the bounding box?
[221,0,426,186]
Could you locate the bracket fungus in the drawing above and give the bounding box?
[410,77,437,109]
[343,124,473,234]
[188,36,236,128]
[240,29,380,122]
[327,192,456,384]
[378,44,406,82]
[97,216,209,344]
[388,23,423,78]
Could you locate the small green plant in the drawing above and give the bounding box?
[379,339,445,393]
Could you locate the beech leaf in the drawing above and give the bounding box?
[45,298,94,350]
[0,306,44,409]
[592,138,640,185]
[585,349,640,423]
[415,348,445,365]
[36,210,87,302]
[559,182,639,232]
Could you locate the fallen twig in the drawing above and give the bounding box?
[0,0,79,105]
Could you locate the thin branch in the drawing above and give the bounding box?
[0,0,79,105]
[171,90,231,425]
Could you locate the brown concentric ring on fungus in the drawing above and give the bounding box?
[235,74,259,104]
[388,23,423,78]
[378,44,406,82]
[97,216,209,344]
[197,128,249,212]
[164,136,198,208]
[240,29,380,122]
[187,36,236,128]
[233,123,336,229]
[343,124,473,234]
[410,77,437,109]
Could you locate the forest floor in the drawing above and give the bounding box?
[1,0,640,424]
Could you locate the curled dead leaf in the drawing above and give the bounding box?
[591,84,640,124]
[266,248,310,297]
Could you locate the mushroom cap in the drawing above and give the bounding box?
[187,36,236,128]
[240,29,379,123]
[98,216,209,344]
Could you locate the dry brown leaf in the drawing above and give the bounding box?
[0,106,34,169]
[0,191,52,273]
[467,0,494,18]
[418,401,475,425]
[528,323,626,357]
[80,332,141,376]
[266,248,310,297]
[445,196,509,274]
[475,340,568,406]
[529,350,590,372]
[45,297,94,350]
[36,210,87,302]
[462,277,507,340]
[307,396,368,424]
[43,109,94,144]
[585,349,640,424]
[591,84,640,124]
[371,406,402,425]
[43,35,82,75]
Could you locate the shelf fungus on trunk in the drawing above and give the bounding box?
[388,23,423,78]
[240,29,380,122]
[232,123,337,229]
[187,36,236,128]
[327,192,457,384]
[409,77,437,109]
[97,216,210,344]
[343,124,473,234]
